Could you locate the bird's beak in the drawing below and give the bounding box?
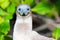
[17,11,30,16]
[18,12,29,16]
[22,13,26,16]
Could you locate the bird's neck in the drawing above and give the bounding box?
[14,15,32,33]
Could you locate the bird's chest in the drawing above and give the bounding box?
[13,32,32,40]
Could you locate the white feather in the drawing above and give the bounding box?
[13,5,55,40]
[13,14,55,40]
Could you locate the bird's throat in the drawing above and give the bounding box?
[14,15,32,33]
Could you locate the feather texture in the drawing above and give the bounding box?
[13,4,55,40]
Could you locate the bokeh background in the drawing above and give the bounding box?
[0,0,60,40]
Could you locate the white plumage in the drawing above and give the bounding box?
[13,4,55,40]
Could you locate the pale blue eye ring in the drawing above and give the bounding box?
[17,8,22,13]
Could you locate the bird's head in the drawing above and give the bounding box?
[16,4,31,17]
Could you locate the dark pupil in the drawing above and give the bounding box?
[18,8,21,11]
[27,8,29,10]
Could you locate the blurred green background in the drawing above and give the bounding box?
[0,0,60,40]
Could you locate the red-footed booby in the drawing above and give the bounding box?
[13,4,55,40]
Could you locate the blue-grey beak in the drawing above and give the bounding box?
[22,13,26,16]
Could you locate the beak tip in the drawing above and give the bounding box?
[22,13,26,16]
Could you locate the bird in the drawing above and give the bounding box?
[13,4,56,40]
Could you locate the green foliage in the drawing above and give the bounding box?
[0,0,10,9]
[0,16,4,24]
[10,0,35,7]
[0,8,7,16]
[0,0,15,40]
[54,0,60,13]
[0,0,5,3]
[7,4,15,14]
[53,27,60,40]
[0,35,4,40]
[0,20,10,40]
[10,0,21,6]
[32,2,50,15]
[32,2,54,18]
[0,20,10,35]
[6,3,16,19]
[24,0,35,6]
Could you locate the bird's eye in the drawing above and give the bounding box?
[27,8,29,10]
[18,8,21,11]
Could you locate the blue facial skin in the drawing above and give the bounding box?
[18,7,30,13]
[17,5,30,16]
